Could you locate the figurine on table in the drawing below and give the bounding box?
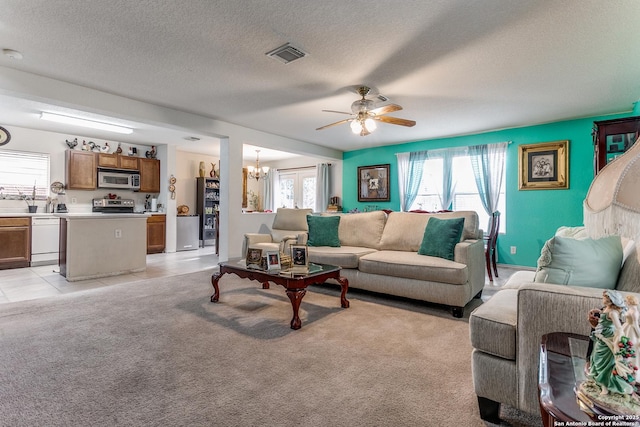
[588,290,634,396]
[623,295,640,379]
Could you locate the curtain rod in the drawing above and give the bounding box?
[394,141,513,155]
[276,163,331,172]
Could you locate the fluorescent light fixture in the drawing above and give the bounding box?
[40,112,133,134]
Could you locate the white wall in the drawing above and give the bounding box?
[175,150,220,214]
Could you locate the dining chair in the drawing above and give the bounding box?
[484,211,500,282]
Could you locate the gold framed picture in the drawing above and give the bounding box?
[518,140,569,190]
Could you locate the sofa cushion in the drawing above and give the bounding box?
[534,235,623,289]
[337,211,387,249]
[418,217,465,261]
[307,215,341,247]
[469,288,518,360]
[307,246,378,269]
[272,208,312,231]
[379,211,479,251]
[379,212,431,251]
[358,250,468,284]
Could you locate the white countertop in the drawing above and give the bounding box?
[55,213,152,219]
[0,212,60,217]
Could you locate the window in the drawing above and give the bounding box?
[0,150,50,199]
[410,155,506,234]
[278,170,315,210]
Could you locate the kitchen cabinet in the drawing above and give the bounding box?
[147,214,166,254]
[139,158,160,193]
[66,150,97,190]
[0,217,31,269]
[196,177,219,250]
[593,115,640,174]
[98,153,138,170]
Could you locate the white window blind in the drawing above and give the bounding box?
[0,150,50,198]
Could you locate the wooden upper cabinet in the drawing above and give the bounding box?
[98,153,138,170]
[66,150,97,190]
[139,158,160,193]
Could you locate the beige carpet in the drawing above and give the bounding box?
[0,269,540,426]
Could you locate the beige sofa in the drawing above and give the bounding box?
[469,242,640,422]
[306,210,485,317]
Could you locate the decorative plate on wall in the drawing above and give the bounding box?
[0,126,11,146]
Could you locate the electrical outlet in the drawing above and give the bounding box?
[71,197,77,204]
[510,246,517,255]
[115,229,122,238]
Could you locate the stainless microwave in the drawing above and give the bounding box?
[97,170,141,190]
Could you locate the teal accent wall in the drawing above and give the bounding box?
[343,113,632,267]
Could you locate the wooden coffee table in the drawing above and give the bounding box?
[210,259,349,330]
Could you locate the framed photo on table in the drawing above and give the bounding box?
[266,251,281,272]
[246,247,263,270]
[290,245,309,274]
[358,164,390,201]
[518,140,569,190]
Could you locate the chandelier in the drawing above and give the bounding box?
[247,150,269,181]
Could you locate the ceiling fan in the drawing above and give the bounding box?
[316,86,416,136]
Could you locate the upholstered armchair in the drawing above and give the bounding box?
[242,208,312,256]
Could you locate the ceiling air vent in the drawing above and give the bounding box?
[266,43,307,64]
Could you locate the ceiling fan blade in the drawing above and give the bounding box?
[322,109,353,115]
[369,103,402,116]
[375,115,416,127]
[316,119,352,131]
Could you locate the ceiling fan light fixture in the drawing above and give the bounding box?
[364,118,377,131]
[350,120,362,134]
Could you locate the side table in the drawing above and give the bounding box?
[539,332,593,426]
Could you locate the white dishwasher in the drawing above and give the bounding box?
[31,216,60,266]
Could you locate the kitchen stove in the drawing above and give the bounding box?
[92,198,135,213]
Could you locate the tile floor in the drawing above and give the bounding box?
[0,246,219,304]
[0,248,525,305]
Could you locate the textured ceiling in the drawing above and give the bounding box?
[0,0,639,156]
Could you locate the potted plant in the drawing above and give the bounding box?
[18,182,37,213]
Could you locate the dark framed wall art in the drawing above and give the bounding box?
[518,140,569,190]
[357,164,390,201]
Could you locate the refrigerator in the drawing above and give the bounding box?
[176,215,200,251]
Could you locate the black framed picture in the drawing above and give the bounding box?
[357,164,390,202]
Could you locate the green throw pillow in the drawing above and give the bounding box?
[307,215,341,247]
[533,235,623,289]
[418,217,465,261]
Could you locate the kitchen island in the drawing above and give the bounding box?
[56,213,150,281]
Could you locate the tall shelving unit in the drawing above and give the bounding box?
[196,177,220,251]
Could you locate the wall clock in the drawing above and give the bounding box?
[0,126,11,146]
